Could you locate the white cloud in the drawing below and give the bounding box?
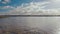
[50,0,60,2]
[0,6,14,10]
[6,2,47,15]
[1,0,60,15]
[2,0,10,4]
[42,0,60,9]
[3,6,14,9]
[4,0,10,2]
[0,6,14,15]
[5,1,60,15]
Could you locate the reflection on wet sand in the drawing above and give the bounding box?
[0,26,47,34]
[0,16,59,34]
[0,16,48,34]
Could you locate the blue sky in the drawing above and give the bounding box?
[0,0,60,15]
[0,0,44,7]
[0,0,31,6]
[0,0,33,12]
[0,0,46,12]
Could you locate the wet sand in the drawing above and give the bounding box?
[0,16,60,34]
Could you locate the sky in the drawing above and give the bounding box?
[0,0,60,15]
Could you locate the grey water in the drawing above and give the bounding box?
[0,17,60,34]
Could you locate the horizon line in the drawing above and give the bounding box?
[0,15,60,17]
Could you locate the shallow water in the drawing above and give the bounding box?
[0,17,60,34]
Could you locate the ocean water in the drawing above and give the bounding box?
[0,17,60,34]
